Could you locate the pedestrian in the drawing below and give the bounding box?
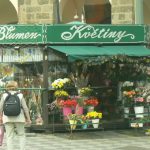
[0,80,31,150]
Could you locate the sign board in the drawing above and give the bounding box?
[0,25,45,44]
[47,24,145,44]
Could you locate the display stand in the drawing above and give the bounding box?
[124,103,150,135]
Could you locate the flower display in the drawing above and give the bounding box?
[61,99,77,107]
[123,90,136,107]
[86,111,102,119]
[79,115,89,124]
[79,87,93,97]
[67,113,79,120]
[134,87,146,106]
[54,90,69,99]
[51,78,71,89]
[84,98,99,107]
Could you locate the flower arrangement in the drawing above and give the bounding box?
[51,78,71,89]
[54,90,69,99]
[123,90,136,107]
[134,87,145,106]
[60,99,77,107]
[79,115,89,124]
[78,87,93,97]
[84,97,99,107]
[86,111,102,119]
[67,113,79,120]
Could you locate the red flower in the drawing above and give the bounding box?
[62,99,77,107]
[84,98,99,107]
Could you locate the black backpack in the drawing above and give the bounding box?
[3,92,21,116]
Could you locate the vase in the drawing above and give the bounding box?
[75,105,83,115]
[124,107,130,118]
[92,119,99,128]
[69,120,77,130]
[87,106,94,112]
[63,107,72,117]
[134,106,144,118]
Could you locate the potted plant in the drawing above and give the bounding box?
[67,113,79,130]
[86,111,102,128]
[51,78,71,89]
[134,87,146,118]
[54,90,69,100]
[84,97,99,112]
[61,99,77,117]
[78,87,93,97]
[78,115,89,129]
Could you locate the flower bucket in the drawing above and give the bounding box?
[87,106,94,112]
[75,105,83,115]
[69,120,77,130]
[82,124,88,129]
[124,107,130,118]
[63,107,72,116]
[134,106,144,118]
[92,119,99,128]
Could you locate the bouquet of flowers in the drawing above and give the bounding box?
[54,90,69,99]
[78,87,93,97]
[122,81,134,91]
[84,97,99,107]
[79,115,89,124]
[61,99,77,107]
[123,90,136,107]
[51,78,71,89]
[67,113,79,120]
[134,87,145,106]
[86,111,102,119]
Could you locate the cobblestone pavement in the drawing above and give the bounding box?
[1,129,150,150]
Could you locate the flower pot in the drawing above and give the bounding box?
[92,119,99,128]
[69,120,77,130]
[87,106,94,112]
[134,106,144,118]
[63,107,72,116]
[75,105,83,115]
[124,107,130,118]
[130,123,143,128]
[82,123,88,129]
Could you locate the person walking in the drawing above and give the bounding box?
[0,80,31,150]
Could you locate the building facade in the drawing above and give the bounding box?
[1,0,150,25]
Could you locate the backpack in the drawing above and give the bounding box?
[3,92,21,116]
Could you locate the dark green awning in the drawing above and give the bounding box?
[49,45,150,61]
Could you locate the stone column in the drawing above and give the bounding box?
[18,0,59,24]
[111,0,135,24]
[135,0,144,24]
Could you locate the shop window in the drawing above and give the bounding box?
[84,3,111,24]
[0,47,44,125]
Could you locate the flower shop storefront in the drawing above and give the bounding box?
[0,24,150,132]
[0,25,48,127]
[46,24,150,131]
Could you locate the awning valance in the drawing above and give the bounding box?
[49,45,150,61]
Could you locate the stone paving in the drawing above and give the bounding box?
[1,129,150,150]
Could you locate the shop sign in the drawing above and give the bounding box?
[47,25,145,44]
[0,25,44,44]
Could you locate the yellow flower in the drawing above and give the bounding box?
[86,111,102,119]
